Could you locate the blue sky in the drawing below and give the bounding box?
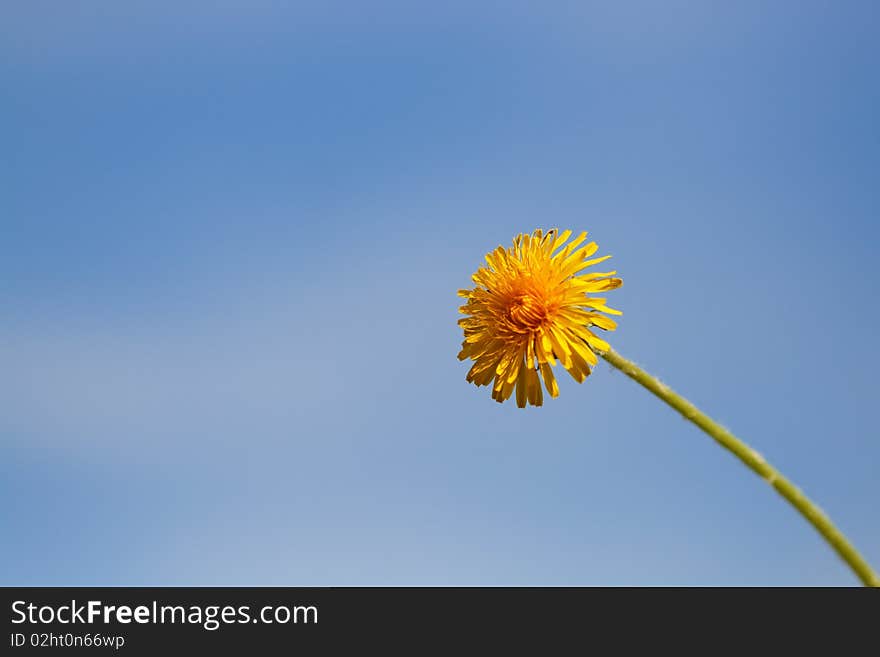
[2,1,878,585]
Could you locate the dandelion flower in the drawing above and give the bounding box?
[457,228,622,407]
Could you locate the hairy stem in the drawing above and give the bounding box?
[601,348,879,587]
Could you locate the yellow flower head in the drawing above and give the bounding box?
[457,229,622,407]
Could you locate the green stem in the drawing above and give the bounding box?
[601,348,879,587]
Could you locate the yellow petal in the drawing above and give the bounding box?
[566,349,592,383]
[550,229,573,253]
[559,254,612,279]
[546,327,573,369]
[526,366,542,407]
[568,335,598,366]
[553,231,588,263]
[583,332,610,353]
[539,362,559,397]
[515,364,528,408]
[535,334,556,366]
[588,314,618,331]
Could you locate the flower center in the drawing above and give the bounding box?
[507,294,547,331]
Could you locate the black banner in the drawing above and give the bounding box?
[2,587,874,653]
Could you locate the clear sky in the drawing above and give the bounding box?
[2,1,878,585]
